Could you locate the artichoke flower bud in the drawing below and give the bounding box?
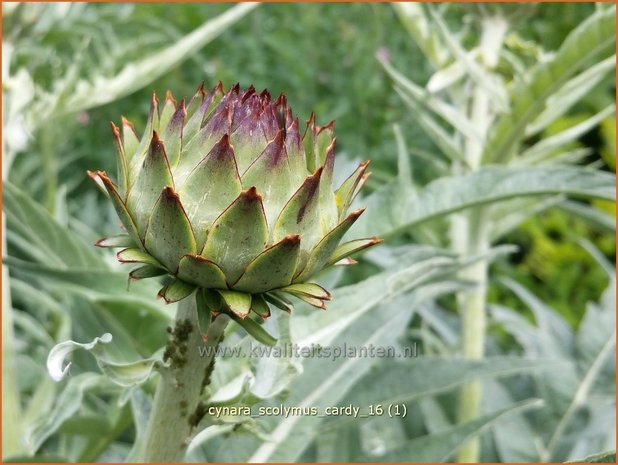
[90,83,380,323]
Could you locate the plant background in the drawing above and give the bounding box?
[2,3,616,463]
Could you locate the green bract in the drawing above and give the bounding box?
[90,83,380,320]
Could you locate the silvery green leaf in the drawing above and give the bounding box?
[545,329,616,461]
[576,238,616,278]
[391,3,448,68]
[381,59,483,143]
[246,297,415,463]
[97,356,162,388]
[393,86,464,163]
[500,278,574,358]
[428,7,509,112]
[485,381,542,462]
[126,389,152,462]
[560,201,616,233]
[526,56,616,136]
[47,333,112,382]
[483,6,615,163]
[489,195,564,241]
[356,400,543,462]
[393,124,414,193]
[354,166,615,240]
[47,333,162,387]
[426,50,477,92]
[358,414,408,458]
[520,105,615,164]
[568,451,617,463]
[3,181,104,269]
[315,424,360,462]
[418,397,452,433]
[343,357,557,411]
[23,373,108,452]
[59,4,259,114]
[250,311,302,400]
[292,249,457,348]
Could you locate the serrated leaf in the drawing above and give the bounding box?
[245,299,415,463]
[198,250,473,462]
[24,374,106,452]
[345,357,555,410]
[2,181,109,268]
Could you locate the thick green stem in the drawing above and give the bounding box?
[455,209,490,462]
[454,15,507,462]
[138,296,228,462]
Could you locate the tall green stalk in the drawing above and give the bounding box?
[453,15,508,463]
[454,208,491,462]
[138,297,228,462]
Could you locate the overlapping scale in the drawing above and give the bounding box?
[92,82,380,327]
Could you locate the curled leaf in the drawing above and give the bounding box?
[47,333,113,382]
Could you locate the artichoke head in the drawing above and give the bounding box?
[90,83,380,321]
